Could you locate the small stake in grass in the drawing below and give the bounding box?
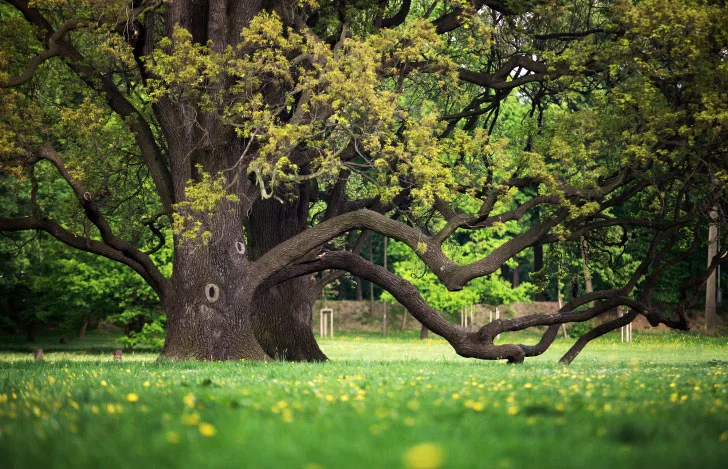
[459,304,474,330]
[495,307,500,341]
[619,309,633,343]
[113,349,123,361]
[34,349,44,361]
[460,305,470,328]
[320,308,334,337]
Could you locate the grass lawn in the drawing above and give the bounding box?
[1,331,727,468]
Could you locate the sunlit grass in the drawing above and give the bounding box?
[1,332,727,468]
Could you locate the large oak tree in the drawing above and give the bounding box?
[1,0,726,363]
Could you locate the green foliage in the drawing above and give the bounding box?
[384,225,538,315]
[145,12,484,208]
[0,229,163,335]
[172,167,240,245]
[115,316,166,351]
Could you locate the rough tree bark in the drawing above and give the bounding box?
[248,197,326,361]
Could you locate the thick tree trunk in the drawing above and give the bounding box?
[252,278,326,361]
[162,286,268,360]
[160,196,269,361]
[248,196,327,361]
[161,240,269,360]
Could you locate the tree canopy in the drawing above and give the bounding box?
[0,0,726,363]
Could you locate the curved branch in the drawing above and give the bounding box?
[1,18,81,87]
[432,1,515,34]
[559,310,639,365]
[458,55,555,90]
[5,1,175,215]
[36,145,169,296]
[0,215,162,295]
[252,204,568,292]
[265,251,530,363]
[380,0,411,29]
[269,252,655,364]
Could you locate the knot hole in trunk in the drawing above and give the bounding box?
[205,283,220,302]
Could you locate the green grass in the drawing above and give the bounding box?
[1,331,727,469]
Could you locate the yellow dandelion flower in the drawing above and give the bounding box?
[183,393,196,408]
[182,413,200,426]
[719,431,728,442]
[143,381,150,388]
[555,403,565,413]
[106,404,116,414]
[282,408,294,423]
[126,393,139,403]
[404,443,445,469]
[507,406,519,416]
[451,393,460,400]
[101,380,108,387]
[198,422,216,437]
[166,431,180,444]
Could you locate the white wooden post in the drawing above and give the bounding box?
[495,307,500,341]
[320,308,333,337]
